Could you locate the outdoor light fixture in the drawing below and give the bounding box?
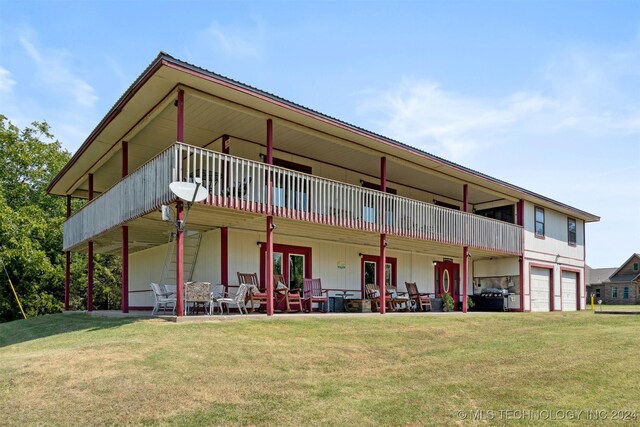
[168,177,208,230]
[432,260,437,266]
[467,252,472,258]
[270,222,277,230]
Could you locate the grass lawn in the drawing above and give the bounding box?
[593,304,640,312]
[1,312,639,426]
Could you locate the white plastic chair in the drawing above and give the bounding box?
[150,283,176,315]
[209,284,227,315]
[217,284,250,315]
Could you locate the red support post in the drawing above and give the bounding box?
[379,156,387,314]
[176,201,184,316]
[462,246,469,313]
[121,226,129,313]
[221,227,228,292]
[177,89,184,142]
[121,141,129,313]
[64,195,71,311]
[87,174,94,312]
[463,184,468,213]
[265,119,274,316]
[266,216,274,316]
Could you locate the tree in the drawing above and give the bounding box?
[0,115,121,322]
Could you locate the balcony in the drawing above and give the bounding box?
[64,143,522,255]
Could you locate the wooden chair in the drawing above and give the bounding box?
[364,283,396,312]
[405,282,432,312]
[302,278,329,313]
[273,274,304,312]
[237,272,267,312]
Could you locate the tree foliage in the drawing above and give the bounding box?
[0,115,121,322]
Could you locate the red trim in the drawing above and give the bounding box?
[434,261,460,307]
[177,90,184,142]
[176,202,184,316]
[221,227,228,292]
[266,216,274,316]
[462,246,469,313]
[121,226,129,313]
[380,157,387,193]
[87,241,94,311]
[266,119,273,164]
[529,263,554,312]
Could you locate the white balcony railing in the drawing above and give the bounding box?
[64,143,522,255]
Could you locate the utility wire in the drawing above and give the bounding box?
[0,257,27,319]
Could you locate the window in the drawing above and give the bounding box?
[612,287,618,298]
[270,158,311,211]
[361,181,396,225]
[633,262,639,272]
[624,287,629,299]
[595,288,601,298]
[567,218,577,246]
[535,207,545,237]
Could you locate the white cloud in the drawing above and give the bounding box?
[199,19,265,59]
[19,34,98,108]
[0,66,16,93]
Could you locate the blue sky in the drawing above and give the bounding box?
[1,0,638,267]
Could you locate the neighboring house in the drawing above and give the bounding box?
[47,52,599,315]
[587,254,640,305]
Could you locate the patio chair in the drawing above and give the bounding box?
[184,281,211,315]
[302,278,329,313]
[274,274,304,312]
[217,284,251,315]
[150,282,176,315]
[209,284,227,315]
[238,272,267,312]
[405,282,432,312]
[364,283,397,312]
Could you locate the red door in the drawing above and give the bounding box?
[434,261,460,310]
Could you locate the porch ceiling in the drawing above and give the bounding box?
[76,204,513,262]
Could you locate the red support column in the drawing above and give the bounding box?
[463,184,468,213]
[265,119,274,316]
[221,227,228,292]
[87,173,94,312]
[64,195,71,311]
[177,90,184,142]
[379,157,387,314]
[517,199,525,311]
[462,246,469,313]
[121,141,129,313]
[176,201,184,316]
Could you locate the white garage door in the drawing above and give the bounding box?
[561,271,578,311]
[530,267,551,312]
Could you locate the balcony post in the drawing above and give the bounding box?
[266,119,274,316]
[121,141,129,313]
[64,195,71,311]
[176,201,184,316]
[177,89,184,142]
[379,157,387,314]
[87,173,94,312]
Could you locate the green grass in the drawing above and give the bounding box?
[1,312,639,426]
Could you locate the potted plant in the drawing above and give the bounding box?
[441,293,454,312]
[467,296,475,310]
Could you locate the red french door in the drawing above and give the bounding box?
[434,261,460,309]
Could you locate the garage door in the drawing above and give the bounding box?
[561,271,578,311]
[530,267,551,312]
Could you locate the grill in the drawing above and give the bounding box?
[473,288,510,311]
